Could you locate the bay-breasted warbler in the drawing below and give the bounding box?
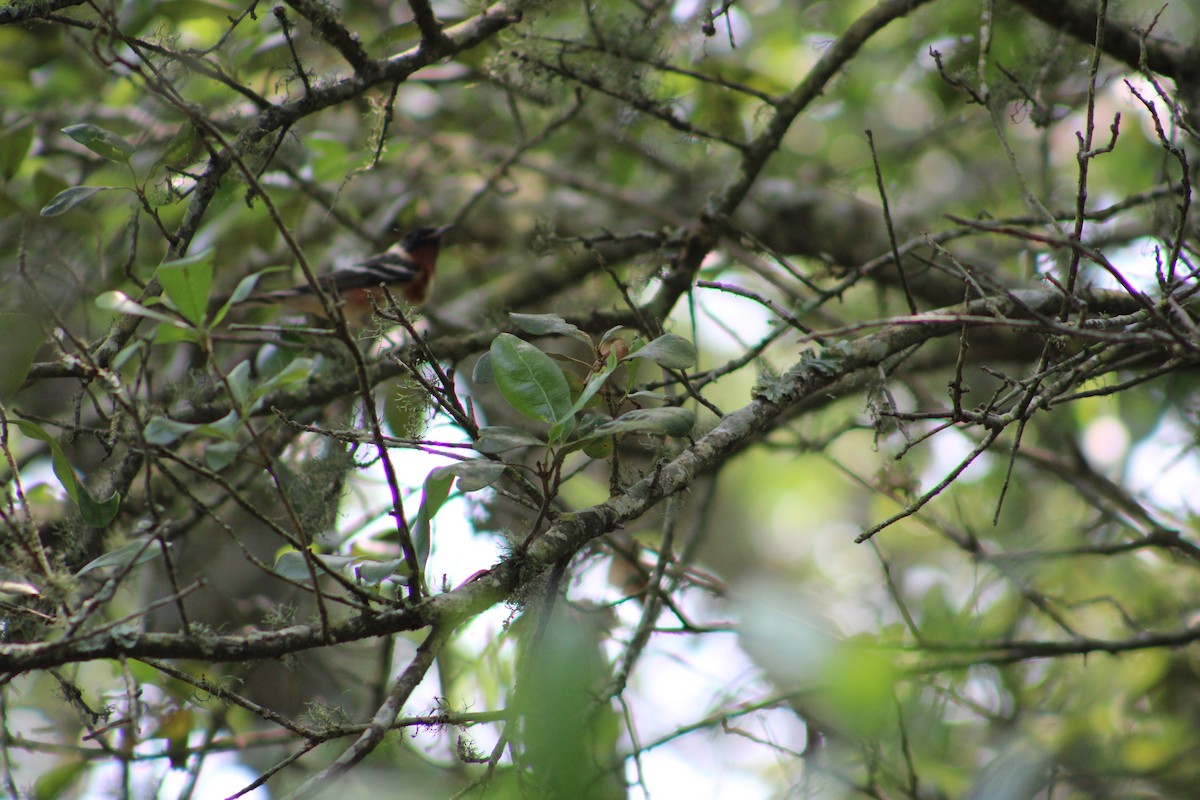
[244,224,452,321]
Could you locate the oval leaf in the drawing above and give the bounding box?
[15,419,121,527]
[77,537,162,576]
[472,352,494,384]
[96,291,190,328]
[431,459,507,492]
[40,186,116,217]
[0,121,34,181]
[625,333,697,369]
[155,248,214,327]
[354,557,409,585]
[592,406,695,438]
[411,467,456,575]
[143,416,199,445]
[475,426,546,454]
[203,440,240,471]
[489,333,574,431]
[63,123,135,163]
[0,311,42,401]
[154,123,194,169]
[274,551,349,582]
[509,312,593,346]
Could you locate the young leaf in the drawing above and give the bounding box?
[225,360,252,411]
[250,356,315,405]
[15,419,121,527]
[40,186,118,217]
[154,123,194,169]
[509,312,594,346]
[211,267,285,326]
[431,459,507,491]
[62,123,135,163]
[96,291,190,328]
[76,491,121,529]
[564,354,620,420]
[591,406,695,438]
[411,467,456,575]
[0,120,33,181]
[155,248,214,327]
[203,440,240,471]
[472,352,494,384]
[475,426,546,454]
[31,756,87,800]
[275,551,350,582]
[0,311,42,401]
[353,557,409,585]
[76,537,163,576]
[143,416,200,446]
[277,552,411,586]
[599,326,628,344]
[195,410,240,440]
[625,333,697,369]
[489,333,574,434]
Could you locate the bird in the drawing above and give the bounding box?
[241,224,452,322]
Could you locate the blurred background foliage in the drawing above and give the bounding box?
[3,0,1200,798]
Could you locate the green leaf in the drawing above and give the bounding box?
[0,120,33,182]
[143,416,200,445]
[32,757,87,800]
[472,352,493,384]
[211,267,284,326]
[475,426,546,454]
[149,322,203,344]
[156,248,214,327]
[76,487,121,528]
[62,123,135,163]
[274,551,410,586]
[40,186,119,217]
[582,436,614,458]
[0,312,42,401]
[353,557,408,584]
[15,420,120,527]
[409,458,510,571]
[565,354,620,420]
[591,406,694,438]
[236,354,314,411]
[599,326,628,345]
[411,467,456,575]
[76,536,163,576]
[509,312,594,346]
[203,440,239,471]
[431,459,508,491]
[625,333,697,369]
[255,356,314,398]
[96,291,190,328]
[144,410,238,449]
[196,410,240,440]
[154,123,194,170]
[489,333,575,437]
[571,413,616,458]
[274,550,337,581]
[225,360,252,410]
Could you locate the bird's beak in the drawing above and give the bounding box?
[434,224,454,238]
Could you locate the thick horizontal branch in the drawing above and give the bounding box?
[0,0,86,24]
[912,623,1200,671]
[1,286,1158,676]
[1008,0,1195,84]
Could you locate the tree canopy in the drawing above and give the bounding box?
[3,0,1200,798]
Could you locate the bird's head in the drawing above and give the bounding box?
[401,224,453,251]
